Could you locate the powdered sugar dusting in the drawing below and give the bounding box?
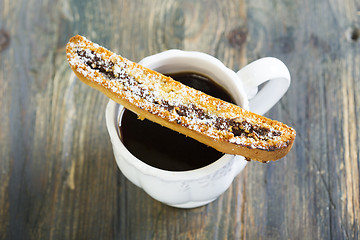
[67,36,292,150]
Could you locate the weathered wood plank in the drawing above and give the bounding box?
[243,0,360,239]
[0,0,359,239]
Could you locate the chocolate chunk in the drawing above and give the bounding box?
[176,105,188,116]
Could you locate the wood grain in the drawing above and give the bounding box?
[0,0,359,239]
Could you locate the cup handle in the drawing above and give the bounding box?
[236,57,291,115]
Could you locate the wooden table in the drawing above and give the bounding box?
[1,0,359,239]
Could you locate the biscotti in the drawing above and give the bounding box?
[66,35,296,162]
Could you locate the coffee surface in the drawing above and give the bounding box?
[119,72,235,171]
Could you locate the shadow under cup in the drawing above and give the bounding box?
[117,72,237,172]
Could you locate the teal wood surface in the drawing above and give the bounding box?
[0,0,359,239]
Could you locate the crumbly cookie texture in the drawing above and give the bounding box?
[66,35,296,162]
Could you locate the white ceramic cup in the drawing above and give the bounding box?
[106,50,290,208]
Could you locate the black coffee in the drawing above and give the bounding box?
[119,72,235,171]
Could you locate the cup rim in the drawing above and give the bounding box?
[139,49,249,110]
[105,49,249,181]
